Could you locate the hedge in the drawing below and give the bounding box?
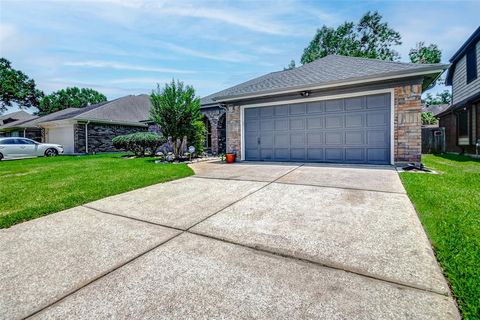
[112,132,166,156]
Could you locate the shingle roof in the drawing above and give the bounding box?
[421,104,450,116]
[0,110,36,125]
[201,55,448,106]
[40,94,152,125]
[0,95,152,129]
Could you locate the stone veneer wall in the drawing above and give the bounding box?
[225,105,241,157]
[74,123,147,153]
[394,84,422,163]
[201,108,226,155]
[224,84,424,163]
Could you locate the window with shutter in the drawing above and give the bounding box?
[466,46,477,84]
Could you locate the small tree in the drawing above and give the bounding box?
[0,58,44,113]
[421,112,438,125]
[409,42,442,64]
[284,59,296,70]
[150,80,205,157]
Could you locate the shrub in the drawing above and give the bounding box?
[112,132,166,157]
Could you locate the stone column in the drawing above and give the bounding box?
[394,84,422,163]
[209,117,219,155]
[226,105,241,158]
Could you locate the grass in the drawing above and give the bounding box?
[0,154,193,229]
[400,154,480,319]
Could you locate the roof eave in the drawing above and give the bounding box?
[213,66,448,103]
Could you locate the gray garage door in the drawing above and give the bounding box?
[244,93,391,164]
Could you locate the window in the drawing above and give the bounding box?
[458,110,469,137]
[466,46,477,84]
[0,139,16,145]
[16,139,37,145]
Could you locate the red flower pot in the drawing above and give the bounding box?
[225,153,236,163]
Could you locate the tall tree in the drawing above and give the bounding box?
[38,87,107,115]
[423,90,452,106]
[301,11,401,64]
[284,59,296,70]
[409,42,442,64]
[150,80,205,157]
[0,58,44,114]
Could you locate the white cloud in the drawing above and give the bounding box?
[63,60,196,74]
[157,41,256,63]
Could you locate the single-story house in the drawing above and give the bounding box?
[0,111,40,140]
[0,95,152,154]
[201,55,448,164]
[438,26,480,154]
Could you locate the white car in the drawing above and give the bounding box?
[0,137,64,160]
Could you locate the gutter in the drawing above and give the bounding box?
[85,121,90,154]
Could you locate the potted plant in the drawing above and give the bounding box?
[225,149,237,163]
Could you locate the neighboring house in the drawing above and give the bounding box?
[439,26,480,154]
[201,55,447,164]
[0,111,39,139]
[0,95,151,154]
[422,104,450,117]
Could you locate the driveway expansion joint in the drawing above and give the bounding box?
[187,230,449,298]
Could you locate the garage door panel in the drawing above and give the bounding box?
[245,120,259,132]
[306,101,324,114]
[275,134,289,146]
[260,107,274,117]
[274,148,289,160]
[307,148,323,161]
[289,103,306,115]
[345,131,364,145]
[367,148,389,163]
[290,133,305,146]
[325,99,344,112]
[291,148,305,160]
[367,112,388,127]
[367,130,388,146]
[345,113,364,127]
[307,132,323,146]
[325,115,343,128]
[274,105,289,116]
[260,148,273,160]
[345,96,365,111]
[244,93,390,164]
[367,94,389,109]
[274,119,288,131]
[325,148,343,162]
[290,118,305,130]
[245,108,259,119]
[325,132,343,145]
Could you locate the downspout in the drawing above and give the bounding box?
[85,121,90,154]
[23,128,26,137]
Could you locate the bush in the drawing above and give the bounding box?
[112,132,166,157]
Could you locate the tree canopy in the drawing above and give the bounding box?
[0,58,44,114]
[409,42,442,64]
[423,90,452,106]
[301,11,401,64]
[150,80,205,157]
[38,87,107,115]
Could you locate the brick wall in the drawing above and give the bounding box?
[394,84,423,163]
[74,123,147,153]
[226,105,241,157]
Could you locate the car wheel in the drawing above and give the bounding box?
[0,152,3,160]
[44,148,58,157]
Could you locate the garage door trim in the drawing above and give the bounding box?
[240,88,395,164]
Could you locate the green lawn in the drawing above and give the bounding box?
[400,154,480,319]
[0,154,193,229]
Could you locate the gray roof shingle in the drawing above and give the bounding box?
[201,55,448,106]
[1,95,152,129]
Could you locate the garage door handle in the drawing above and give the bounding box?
[257,137,261,144]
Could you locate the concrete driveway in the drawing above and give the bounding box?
[0,161,459,319]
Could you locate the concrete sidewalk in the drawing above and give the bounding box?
[0,161,460,319]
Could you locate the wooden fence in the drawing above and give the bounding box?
[421,127,445,154]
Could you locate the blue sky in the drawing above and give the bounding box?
[1,0,479,109]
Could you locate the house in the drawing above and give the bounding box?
[0,95,152,154]
[201,55,448,164]
[438,26,480,154]
[0,111,40,139]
